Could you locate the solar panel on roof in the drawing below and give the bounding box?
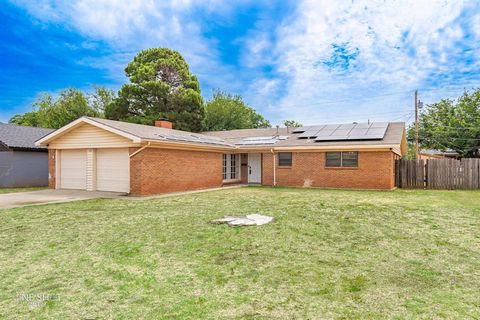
[315,129,335,138]
[314,136,345,141]
[243,136,275,141]
[298,130,320,138]
[366,128,387,136]
[236,139,278,145]
[292,126,309,133]
[338,123,356,130]
[236,135,288,145]
[331,129,351,136]
[312,123,389,142]
[369,122,389,128]
[323,124,341,130]
[354,123,371,129]
[349,128,368,135]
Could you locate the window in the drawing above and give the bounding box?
[326,152,341,167]
[223,154,239,180]
[278,152,292,166]
[230,154,236,179]
[325,152,358,167]
[341,152,358,167]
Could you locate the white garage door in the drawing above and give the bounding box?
[96,148,130,193]
[60,149,87,190]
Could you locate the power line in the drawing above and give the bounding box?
[273,91,414,109]
[419,125,480,130]
[270,84,479,110]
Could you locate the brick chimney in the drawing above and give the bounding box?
[154,118,173,129]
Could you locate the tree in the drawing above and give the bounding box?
[9,112,39,127]
[88,86,116,117]
[283,120,302,128]
[105,48,204,132]
[408,89,480,157]
[9,88,101,129]
[204,91,271,131]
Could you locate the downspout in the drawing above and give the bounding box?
[129,142,151,158]
[270,148,276,187]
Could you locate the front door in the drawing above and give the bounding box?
[248,153,262,184]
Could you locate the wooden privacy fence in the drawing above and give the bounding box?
[395,158,480,189]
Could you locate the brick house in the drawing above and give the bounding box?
[36,117,407,195]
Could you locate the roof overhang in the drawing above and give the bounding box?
[235,144,403,155]
[35,117,405,156]
[145,140,236,152]
[35,117,142,146]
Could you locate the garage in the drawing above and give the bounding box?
[58,148,130,193]
[96,148,130,193]
[59,149,87,190]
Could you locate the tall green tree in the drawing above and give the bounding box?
[105,48,204,132]
[9,88,103,129]
[204,91,271,131]
[283,120,302,128]
[408,89,480,157]
[88,86,116,117]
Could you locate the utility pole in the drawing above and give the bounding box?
[415,90,419,159]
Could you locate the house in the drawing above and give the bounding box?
[417,149,459,159]
[35,117,407,195]
[0,123,54,187]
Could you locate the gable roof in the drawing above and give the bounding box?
[36,117,406,155]
[204,122,406,149]
[0,123,54,151]
[36,117,233,148]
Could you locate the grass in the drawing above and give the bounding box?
[0,187,46,194]
[0,186,479,319]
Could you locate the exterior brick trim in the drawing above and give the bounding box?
[48,149,56,189]
[262,150,396,190]
[129,147,223,195]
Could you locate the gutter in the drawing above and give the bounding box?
[270,148,276,186]
[129,142,151,158]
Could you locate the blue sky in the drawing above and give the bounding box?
[1,0,480,126]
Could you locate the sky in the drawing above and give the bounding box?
[1,0,480,126]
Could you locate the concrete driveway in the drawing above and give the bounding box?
[0,189,126,209]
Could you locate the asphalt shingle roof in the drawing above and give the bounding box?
[85,117,234,147]
[203,122,405,148]
[0,123,54,151]
[38,117,405,150]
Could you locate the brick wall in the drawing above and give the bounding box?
[48,149,56,189]
[129,147,223,195]
[262,151,396,190]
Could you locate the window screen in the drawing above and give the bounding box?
[278,152,292,166]
[326,152,358,167]
[326,152,341,167]
[341,152,358,167]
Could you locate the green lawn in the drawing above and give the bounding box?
[0,187,46,194]
[1,187,479,319]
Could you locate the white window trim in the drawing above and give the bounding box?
[223,154,241,182]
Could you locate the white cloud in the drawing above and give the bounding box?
[9,0,480,126]
[244,0,480,125]
[10,0,241,95]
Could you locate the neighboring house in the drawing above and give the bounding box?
[36,117,407,195]
[0,123,54,187]
[417,149,459,159]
